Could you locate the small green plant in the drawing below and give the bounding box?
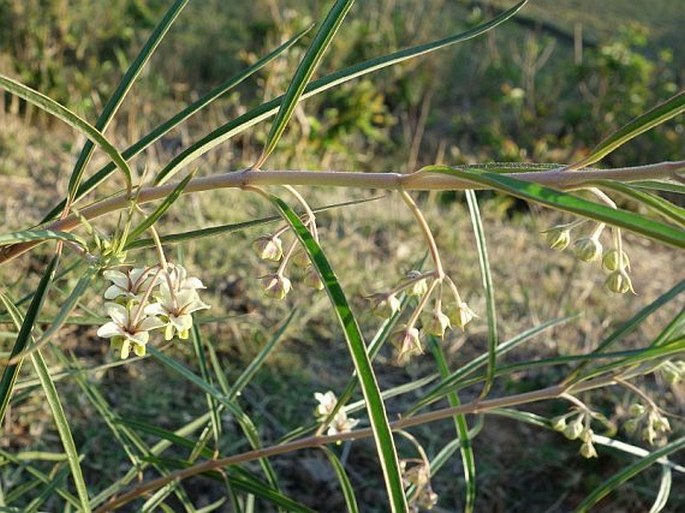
[1,1,683,512]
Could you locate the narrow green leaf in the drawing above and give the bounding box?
[153,1,528,185]
[268,194,407,512]
[565,279,684,383]
[190,319,222,448]
[0,230,87,248]
[66,0,189,201]
[465,190,497,397]
[41,28,310,222]
[429,338,476,513]
[574,437,685,512]
[632,180,685,195]
[592,180,685,227]
[568,91,685,170]
[0,256,58,424]
[649,466,672,513]
[320,447,360,513]
[125,196,382,251]
[126,171,195,244]
[409,316,574,414]
[257,0,355,166]
[31,350,90,512]
[423,167,685,248]
[0,75,132,192]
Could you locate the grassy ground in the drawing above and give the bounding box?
[1,1,684,511]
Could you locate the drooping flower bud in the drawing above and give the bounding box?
[602,249,630,272]
[406,270,428,297]
[392,326,422,365]
[573,236,603,262]
[445,301,477,329]
[604,269,635,294]
[563,415,584,440]
[252,235,283,261]
[260,273,292,299]
[291,248,311,268]
[580,441,598,459]
[367,293,401,319]
[303,267,324,291]
[544,226,571,251]
[423,309,451,338]
[551,416,568,432]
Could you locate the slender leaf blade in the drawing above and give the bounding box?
[423,166,685,248]
[0,75,132,191]
[257,0,355,166]
[0,230,87,248]
[269,194,407,512]
[321,447,360,513]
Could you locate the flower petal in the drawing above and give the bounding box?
[97,322,124,339]
[103,270,129,288]
[104,302,128,325]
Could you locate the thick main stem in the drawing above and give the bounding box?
[95,374,617,512]
[1,161,683,265]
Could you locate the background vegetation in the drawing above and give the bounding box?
[0,1,683,512]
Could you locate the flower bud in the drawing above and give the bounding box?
[303,267,324,291]
[416,487,439,510]
[604,269,635,294]
[291,248,311,268]
[367,293,401,319]
[623,418,640,436]
[573,236,603,262]
[260,274,292,300]
[563,416,584,440]
[659,360,684,385]
[580,428,594,443]
[602,249,630,272]
[406,270,428,297]
[551,416,568,432]
[544,226,571,250]
[650,412,671,434]
[252,235,283,261]
[628,403,645,417]
[423,309,451,338]
[392,326,422,365]
[446,301,477,329]
[580,441,598,459]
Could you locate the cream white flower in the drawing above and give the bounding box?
[314,391,338,418]
[326,411,360,436]
[145,288,209,341]
[103,267,157,301]
[97,302,165,359]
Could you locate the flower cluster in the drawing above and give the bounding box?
[253,233,323,300]
[313,391,359,436]
[97,264,209,359]
[368,270,477,365]
[623,403,671,446]
[543,222,635,294]
[401,459,439,512]
[552,405,616,459]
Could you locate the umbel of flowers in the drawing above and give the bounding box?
[97,263,209,358]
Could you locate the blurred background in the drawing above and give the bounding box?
[0,1,683,511]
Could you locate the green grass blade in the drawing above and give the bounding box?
[126,171,195,244]
[568,91,685,170]
[423,167,685,248]
[409,316,574,414]
[465,190,497,398]
[41,29,310,223]
[190,319,222,447]
[116,418,214,459]
[592,181,685,227]
[268,194,407,512]
[0,230,87,248]
[66,0,189,201]
[0,256,58,424]
[564,279,685,383]
[429,338,476,513]
[153,1,528,185]
[125,196,381,251]
[256,0,355,167]
[228,310,297,400]
[649,466,672,513]
[632,180,685,195]
[320,447,360,513]
[30,350,90,512]
[574,437,685,513]
[0,75,132,192]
